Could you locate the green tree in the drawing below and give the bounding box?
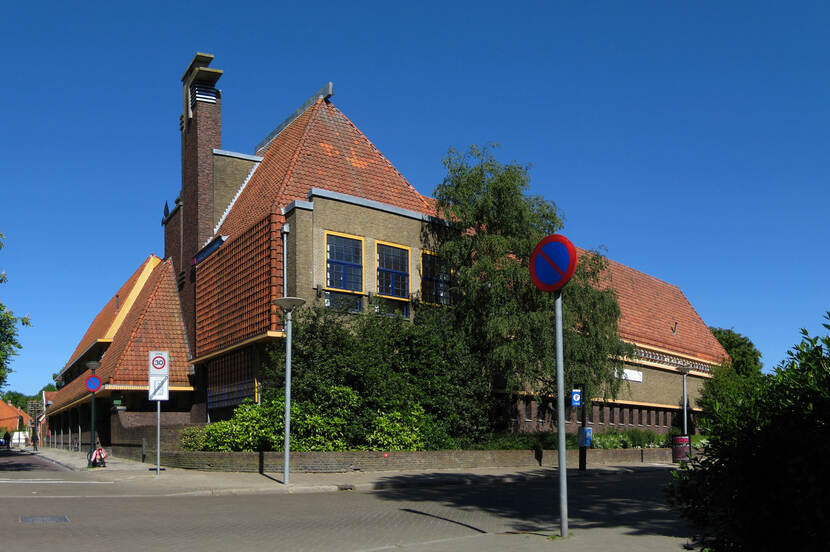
[668,313,830,551]
[426,145,634,411]
[1,231,31,390]
[709,326,763,377]
[263,304,490,449]
[1,390,28,409]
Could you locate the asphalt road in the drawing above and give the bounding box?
[1,449,691,551]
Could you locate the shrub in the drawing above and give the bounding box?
[365,404,427,451]
[179,425,207,451]
[667,314,830,551]
[590,429,667,449]
[203,399,282,452]
[591,430,624,449]
[468,431,577,450]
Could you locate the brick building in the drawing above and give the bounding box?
[46,53,726,449]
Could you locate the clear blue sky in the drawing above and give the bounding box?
[2,2,829,395]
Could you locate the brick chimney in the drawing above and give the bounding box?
[173,52,223,352]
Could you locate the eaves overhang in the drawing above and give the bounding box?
[58,339,113,380]
[306,188,441,223]
[46,384,196,417]
[191,330,286,365]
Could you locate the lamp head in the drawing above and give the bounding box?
[86,360,101,374]
[273,297,306,312]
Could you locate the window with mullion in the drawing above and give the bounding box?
[421,253,451,305]
[377,244,409,299]
[327,234,362,292]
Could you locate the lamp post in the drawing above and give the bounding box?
[678,365,690,435]
[273,296,306,485]
[86,360,100,467]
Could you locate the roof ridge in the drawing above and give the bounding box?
[274,98,323,207]
[333,104,431,213]
[578,247,684,292]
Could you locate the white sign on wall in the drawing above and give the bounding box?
[621,368,643,383]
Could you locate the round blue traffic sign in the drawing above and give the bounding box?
[529,234,578,292]
[86,375,101,393]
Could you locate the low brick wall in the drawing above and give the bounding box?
[142,448,673,473]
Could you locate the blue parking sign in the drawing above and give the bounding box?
[571,389,582,407]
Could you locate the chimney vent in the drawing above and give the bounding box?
[191,84,218,106]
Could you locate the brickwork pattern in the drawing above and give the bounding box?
[151,448,672,472]
[163,206,182,275]
[180,96,221,352]
[196,214,280,355]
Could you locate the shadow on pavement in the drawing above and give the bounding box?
[0,448,67,472]
[372,465,690,539]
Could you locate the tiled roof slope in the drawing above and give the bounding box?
[63,256,160,372]
[586,249,728,365]
[217,99,432,239]
[50,259,192,411]
[0,401,31,431]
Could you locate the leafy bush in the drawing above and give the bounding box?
[591,429,667,449]
[591,430,624,449]
[365,404,427,451]
[179,425,206,451]
[622,428,665,448]
[467,431,577,450]
[292,385,359,452]
[667,314,830,551]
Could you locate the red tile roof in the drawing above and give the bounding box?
[62,256,158,372]
[587,250,728,365]
[50,259,192,412]
[216,99,432,239]
[0,401,30,432]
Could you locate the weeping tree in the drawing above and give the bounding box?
[425,145,633,417]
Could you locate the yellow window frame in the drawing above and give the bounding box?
[324,230,365,295]
[375,239,411,301]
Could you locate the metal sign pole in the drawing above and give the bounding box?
[555,290,568,538]
[156,401,161,475]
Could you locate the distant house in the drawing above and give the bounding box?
[0,400,31,434]
[46,53,726,450]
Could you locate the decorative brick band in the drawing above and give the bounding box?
[635,347,714,374]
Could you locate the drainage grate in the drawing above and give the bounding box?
[20,516,69,524]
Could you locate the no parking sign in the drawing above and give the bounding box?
[529,234,578,293]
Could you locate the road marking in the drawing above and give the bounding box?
[0,479,114,485]
[20,516,69,523]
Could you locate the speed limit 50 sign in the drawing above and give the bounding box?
[149,351,169,377]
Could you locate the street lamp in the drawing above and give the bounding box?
[86,360,100,467]
[273,296,306,485]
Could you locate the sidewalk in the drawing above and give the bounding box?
[9,446,692,551]
[19,444,679,497]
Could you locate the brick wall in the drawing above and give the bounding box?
[180,94,222,353]
[136,448,672,473]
